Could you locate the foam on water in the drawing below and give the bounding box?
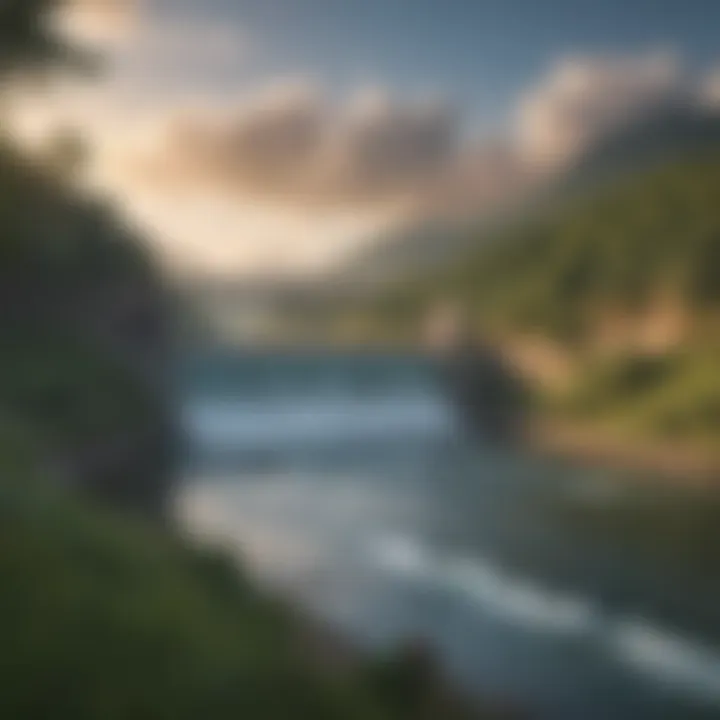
[182,349,720,712]
[610,618,720,703]
[183,480,720,708]
[368,533,720,705]
[369,534,598,634]
[186,394,456,450]
[369,533,433,576]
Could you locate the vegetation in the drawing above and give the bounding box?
[350,157,720,444]
[0,133,177,514]
[0,146,490,716]
[546,347,720,442]
[369,158,720,340]
[0,459,390,720]
[0,0,92,75]
[0,431,491,720]
[0,5,491,717]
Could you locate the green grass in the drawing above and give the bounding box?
[0,449,501,719]
[546,348,720,442]
[0,464,394,720]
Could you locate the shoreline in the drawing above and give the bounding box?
[529,419,720,486]
[284,596,528,719]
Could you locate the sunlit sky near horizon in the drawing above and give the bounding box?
[12,0,720,277]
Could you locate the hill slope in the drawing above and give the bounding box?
[374,156,720,341]
[349,156,720,444]
[332,109,720,294]
[0,141,178,516]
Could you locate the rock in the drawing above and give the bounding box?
[438,335,528,445]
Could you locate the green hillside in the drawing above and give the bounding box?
[353,157,720,443]
[0,137,178,516]
[372,157,720,340]
[0,465,373,720]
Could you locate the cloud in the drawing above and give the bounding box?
[701,67,720,108]
[120,50,715,219]
[35,45,720,275]
[135,22,252,71]
[329,88,458,202]
[125,80,461,209]
[58,0,142,48]
[58,1,250,73]
[516,50,690,168]
[126,195,398,276]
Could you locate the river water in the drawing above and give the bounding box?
[177,351,720,719]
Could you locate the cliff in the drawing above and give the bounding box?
[0,141,178,517]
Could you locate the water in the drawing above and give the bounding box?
[177,350,720,719]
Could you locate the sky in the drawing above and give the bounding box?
[10,0,720,277]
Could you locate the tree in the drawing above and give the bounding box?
[0,0,89,76]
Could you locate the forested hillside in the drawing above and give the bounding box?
[0,139,178,515]
[352,157,720,443]
[373,157,720,340]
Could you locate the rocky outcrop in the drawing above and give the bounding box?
[438,337,529,444]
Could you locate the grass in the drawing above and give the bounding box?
[0,434,493,719]
[0,460,395,720]
[547,347,720,443]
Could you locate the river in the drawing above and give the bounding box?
[177,350,720,719]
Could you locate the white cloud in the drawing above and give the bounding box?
[123,21,252,77]
[123,194,400,277]
[106,49,720,274]
[14,39,720,276]
[58,1,251,73]
[123,50,716,219]
[516,50,689,168]
[124,80,461,209]
[58,0,142,48]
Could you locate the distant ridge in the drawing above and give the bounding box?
[558,106,720,194]
[331,107,720,291]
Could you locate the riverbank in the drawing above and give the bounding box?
[530,418,720,486]
[285,604,527,719]
[3,464,513,720]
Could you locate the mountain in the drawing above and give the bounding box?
[329,218,476,288]
[366,152,720,338]
[331,107,720,292]
[560,106,720,192]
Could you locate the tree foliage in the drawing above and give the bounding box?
[374,156,720,342]
[0,0,88,77]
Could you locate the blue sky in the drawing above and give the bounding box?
[153,0,720,130]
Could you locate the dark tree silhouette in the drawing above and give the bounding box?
[0,0,89,76]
